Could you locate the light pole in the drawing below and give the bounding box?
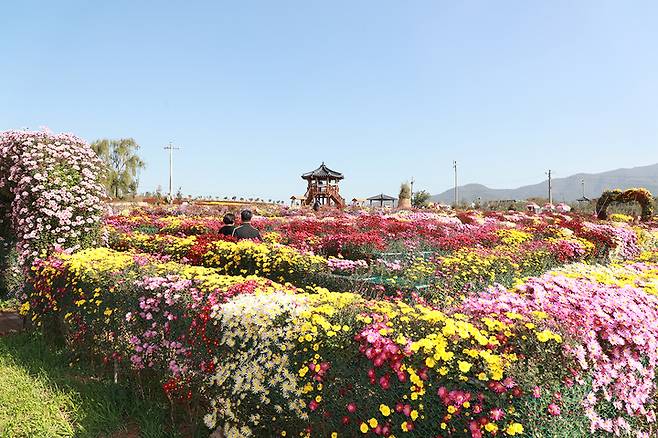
[453,161,458,207]
[410,177,415,205]
[164,142,180,202]
[546,170,552,206]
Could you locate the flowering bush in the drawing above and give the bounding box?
[0,130,104,297]
[25,247,296,360]
[463,262,658,435]
[24,248,576,438]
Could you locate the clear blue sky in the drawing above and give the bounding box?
[2,1,658,201]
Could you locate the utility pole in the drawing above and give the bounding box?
[546,169,553,205]
[581,178,585,199]
[410,177,415,203]
[453,161,458,207]
[164,142,180,202]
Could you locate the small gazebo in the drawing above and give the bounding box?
[301,163,346,208]
[368,193,397,208]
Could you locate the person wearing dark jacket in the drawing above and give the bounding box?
[232,209,262,241]
[219,213,236,236]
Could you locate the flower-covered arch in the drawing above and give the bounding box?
[0,130,105,295]
[596,188,654,222]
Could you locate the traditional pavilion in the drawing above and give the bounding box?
[301,163,346,208]
[367,193,397,207]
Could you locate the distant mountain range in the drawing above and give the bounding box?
[431,163,658,204]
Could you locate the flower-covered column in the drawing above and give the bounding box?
[0,130,105,298]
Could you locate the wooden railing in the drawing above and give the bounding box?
[305,185,346,208]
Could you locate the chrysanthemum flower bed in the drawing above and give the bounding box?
[106,230,329,286]
[21,239,658,436]
[104,210,653,302]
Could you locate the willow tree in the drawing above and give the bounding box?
[91,138,145,199]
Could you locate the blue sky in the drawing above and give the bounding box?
[2,1,658,201]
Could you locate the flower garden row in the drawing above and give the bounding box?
[16,205,658,437]
[105,209,649,297]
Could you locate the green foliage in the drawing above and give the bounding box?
[518,381,595,437]
[0,245,23,300]
[0,297,19,312]
[411,190,431,207]
[52,163,83,188]
[91,138,145,199]
[0,201,18,299]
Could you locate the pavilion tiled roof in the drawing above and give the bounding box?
[301,162,344,180]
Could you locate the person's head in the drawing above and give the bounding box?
[223,213,235,225]
[240,209,253,223]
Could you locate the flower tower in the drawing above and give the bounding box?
[0,130,105,297]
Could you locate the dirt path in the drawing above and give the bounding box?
[0,312,23,336]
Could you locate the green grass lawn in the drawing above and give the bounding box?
[0,332,177,438]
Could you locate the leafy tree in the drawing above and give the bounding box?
[91,138,145,199]
[412,190,432,207]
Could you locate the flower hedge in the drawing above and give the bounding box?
[106,230,328,286]
[463,265,658,435]
[0,130,104,296]
[21,245,658,437]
